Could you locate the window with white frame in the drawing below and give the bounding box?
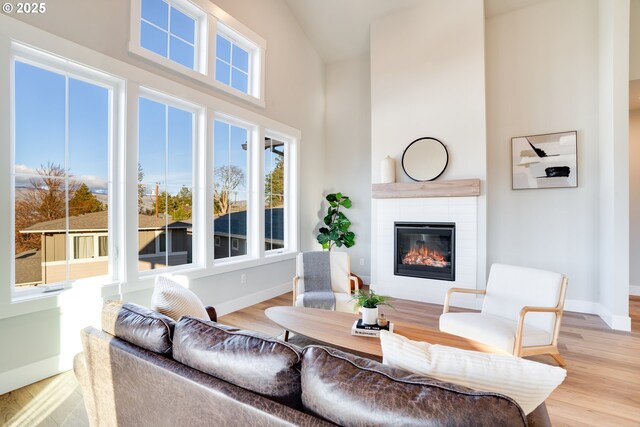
[213,119,249,260]
[213,22,261,99]
[4,22,296,306]
[139,0,203,70]
[130,0,265,105]
[264,136,287,252]
[215,31,250,94]
[138,95,195,272]
[12,56,115,289]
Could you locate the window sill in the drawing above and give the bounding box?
[128,43,265,109]
[124,251,298,294]
[1,279,121,320]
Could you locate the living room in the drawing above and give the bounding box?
[0,0,639,425]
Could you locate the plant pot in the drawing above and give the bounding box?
[361,307,379,325]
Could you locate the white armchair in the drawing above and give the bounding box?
[293,251,359,313]
[439,263,568,366]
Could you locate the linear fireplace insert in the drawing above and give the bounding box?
[394,222,455,281]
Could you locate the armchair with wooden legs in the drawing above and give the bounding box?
[292,251,359,312]
[440,263,568,366]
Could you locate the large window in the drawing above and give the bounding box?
[213,119,249,260]
[264,137,286,252]
[4,30,297,306]
[13,59,112,289]
[138,96,194,272]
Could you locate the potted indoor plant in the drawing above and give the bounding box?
[352,289,393,325]
[316,192,355,250]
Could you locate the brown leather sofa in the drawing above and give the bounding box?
[75,302,552,426]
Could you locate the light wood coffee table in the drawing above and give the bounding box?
[265,306,504,357]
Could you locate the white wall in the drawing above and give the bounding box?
[0,0,326,393]
[324,55,371,281]
[597,0,630,329]
[370,0,487,298]
[630,110,640,296]
[486,0,631,329]
[486,0,600,304]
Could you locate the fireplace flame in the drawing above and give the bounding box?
[402,244,448,267]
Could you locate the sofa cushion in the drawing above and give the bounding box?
[300,345,528,427]
[439,312,553,353]
[380,330,566,415]
[102,301,175,354]
[151,275,209,321]
[173,316,303,408]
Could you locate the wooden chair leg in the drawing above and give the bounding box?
[550,352,566,367]
[283,330,290,342]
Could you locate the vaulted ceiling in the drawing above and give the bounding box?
[284,0,546,63]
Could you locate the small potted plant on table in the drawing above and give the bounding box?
[352,289,393,325]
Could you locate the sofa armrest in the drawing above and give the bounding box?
[443,288,485,314]
[205,306,217,322]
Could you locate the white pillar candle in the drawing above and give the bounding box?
[380,156,395,183]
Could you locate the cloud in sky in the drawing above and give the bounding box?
[14,164,108,192]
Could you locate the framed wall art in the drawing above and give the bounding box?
[511,131,577,190]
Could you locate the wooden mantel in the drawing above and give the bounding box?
[371,179,480,199]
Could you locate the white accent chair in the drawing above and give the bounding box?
[293,251,359,313]
[439,264,568,366]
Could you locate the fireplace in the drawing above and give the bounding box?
[394,222,455,281]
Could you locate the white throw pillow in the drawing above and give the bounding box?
[379,330,566,415]
[151,275,209,321]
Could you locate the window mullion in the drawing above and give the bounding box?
[254,127,265,259]
[204,109,215,269]
[64,74,70,286]
[124,84,140,286]
[164,104,169,268]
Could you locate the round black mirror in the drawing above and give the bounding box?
[401,137,448,181]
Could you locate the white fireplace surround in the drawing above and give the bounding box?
[371,196,479,309]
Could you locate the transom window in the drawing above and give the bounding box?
[140,0,198,69]
[130,0,265,105]
[215,33,250,94]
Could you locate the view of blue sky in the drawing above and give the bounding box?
[215,34,250,93]
[141,0,196,69]
[139,97,193,191]
[14,60,109,192]
[214,120,248,196]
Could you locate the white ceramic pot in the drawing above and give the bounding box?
[361,307,379,325]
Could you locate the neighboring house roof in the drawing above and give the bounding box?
[15,250,42,285]
[214,208,284,242]
[21,211,191,233]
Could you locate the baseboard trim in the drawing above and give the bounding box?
[215,282,291,317]
[0,354,74,395]
[564,299,601,315]
[630,285,640,296]
[565,298,631,332]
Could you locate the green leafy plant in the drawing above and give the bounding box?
[316,192,355,250]
[351,289,394,310]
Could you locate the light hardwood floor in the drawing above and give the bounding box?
[2,294,639,427]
